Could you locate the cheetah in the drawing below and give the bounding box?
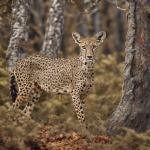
[10,31,106,127]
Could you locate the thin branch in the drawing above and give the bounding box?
[68,0,101,15]
[29,23,44,38]
[116,0,126,10]
[106,0,126,11]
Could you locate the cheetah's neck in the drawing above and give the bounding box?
[79,54,94,76]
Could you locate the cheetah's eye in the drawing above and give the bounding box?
[93,45,96,49]
[82,46,86,50]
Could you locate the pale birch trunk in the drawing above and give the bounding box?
[107,0,150,135]
[5,0,31,72]
[39,0,65,58]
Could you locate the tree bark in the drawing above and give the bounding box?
[106,0,150,135]
[39,0,65,58]
[5,0,31,72]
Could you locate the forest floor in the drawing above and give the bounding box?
[25,124,112,150]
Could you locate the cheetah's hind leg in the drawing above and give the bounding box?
[11,84,32,109]
[22,82,43,118]
[10,81,33,121]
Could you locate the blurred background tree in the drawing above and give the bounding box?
[39,0,65,57]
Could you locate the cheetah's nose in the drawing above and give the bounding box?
[87,56,93,61]
[87,56,92,59]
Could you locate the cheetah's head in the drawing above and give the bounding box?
[72,31,106,62]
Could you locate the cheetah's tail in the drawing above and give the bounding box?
[10,73,18,102]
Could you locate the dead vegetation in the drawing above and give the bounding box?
[25,124,112,150]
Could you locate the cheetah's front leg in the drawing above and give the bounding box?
[80,94,88,111]
[71,90,86,128]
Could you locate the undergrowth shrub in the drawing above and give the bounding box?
[0,45,40,150]
[0,104,40,150]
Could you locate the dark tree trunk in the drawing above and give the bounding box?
[39,0,65,57]
[106,0,150,135]
[5,0,31,72]
[99,0,126,57]
[114,5,126,54]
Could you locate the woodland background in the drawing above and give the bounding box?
[0,0,150,149]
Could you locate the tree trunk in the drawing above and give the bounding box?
[113,4,126,61]
[39,0,65,58]
[106,0,150,135]
[30,0,45,34]
[5,0,31,72]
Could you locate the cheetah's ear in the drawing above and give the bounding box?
[72,32,84,45]
[94,31,106,45]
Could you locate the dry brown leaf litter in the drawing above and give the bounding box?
[25,124,112,150]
